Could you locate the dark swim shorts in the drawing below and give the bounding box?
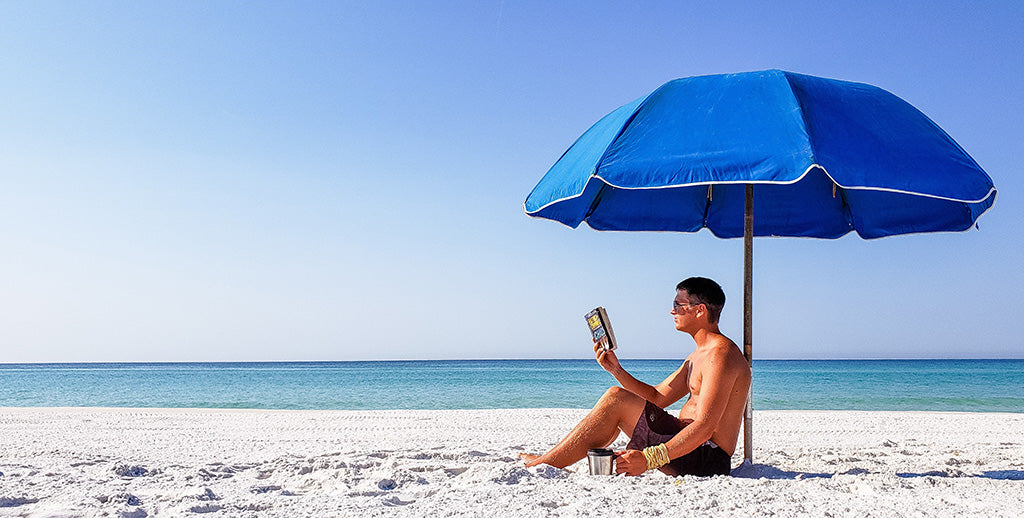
[626,401,732,476]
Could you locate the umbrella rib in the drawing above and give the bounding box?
[584,182,610,220]
[833,184,854,231]
[702,185,713,228]
[589,89,661,187]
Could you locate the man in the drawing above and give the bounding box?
[520,277,751,476]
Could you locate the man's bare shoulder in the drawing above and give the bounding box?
[701,331,736,354]
[705,333,750,373]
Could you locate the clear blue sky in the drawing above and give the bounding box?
[2,1,1021,362]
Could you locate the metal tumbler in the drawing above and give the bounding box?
[587,448,615,475]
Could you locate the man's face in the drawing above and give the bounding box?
[670,289,702,330]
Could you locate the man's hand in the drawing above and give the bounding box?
[613,450,648,476]
[594,341,621,374]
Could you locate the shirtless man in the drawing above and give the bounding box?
[520,277,752,476]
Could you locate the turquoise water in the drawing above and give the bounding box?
[0,360,1021,412]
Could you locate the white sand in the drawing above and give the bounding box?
[1,408,1022,517]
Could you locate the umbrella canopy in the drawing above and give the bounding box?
[525,70,996,238]
[523,70,996,463]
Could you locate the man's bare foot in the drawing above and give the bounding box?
[517,453,544,467]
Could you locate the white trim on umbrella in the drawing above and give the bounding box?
[524,163,997,217]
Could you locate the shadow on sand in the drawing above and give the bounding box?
[730,461,832,480]
[897,470,1024,480]
[732,462,1024,481]
[978,470,1024,480]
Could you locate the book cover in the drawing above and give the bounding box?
[585,307,617,351]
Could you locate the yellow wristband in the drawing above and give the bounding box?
[642,443,671,470]
[656,443,670,467]
[642,446,655,469]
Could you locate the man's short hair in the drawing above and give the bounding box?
[676,277,726,324]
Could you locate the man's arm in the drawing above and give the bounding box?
[614,345,743,476]
[594,343,691,408]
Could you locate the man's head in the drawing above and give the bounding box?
[675,277,726,324]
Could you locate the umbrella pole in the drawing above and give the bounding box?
[743,184,754,463]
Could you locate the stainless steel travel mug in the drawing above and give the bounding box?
[587,448,615,475]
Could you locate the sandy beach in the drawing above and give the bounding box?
[0,408,1021,517]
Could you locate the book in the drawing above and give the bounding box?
[585,307,618,351]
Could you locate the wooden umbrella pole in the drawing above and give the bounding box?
[743,184,754,463]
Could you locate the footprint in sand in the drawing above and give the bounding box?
[114,465,150,477]
[0,497,39,507]
[250,485,282,494]
[188,504,223,514]
[98,493,142,506]
[382,495,414,506]
[196,488,220,502]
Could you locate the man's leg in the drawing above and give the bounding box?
[520,386,646,468]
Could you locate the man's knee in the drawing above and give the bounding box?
[601,386,637,404]
[599,386,645,428]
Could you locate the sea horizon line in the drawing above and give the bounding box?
[3,357,1022,366]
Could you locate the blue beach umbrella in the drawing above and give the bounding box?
[523,70,996,462]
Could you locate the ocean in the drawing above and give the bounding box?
[0,359,1021,413]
